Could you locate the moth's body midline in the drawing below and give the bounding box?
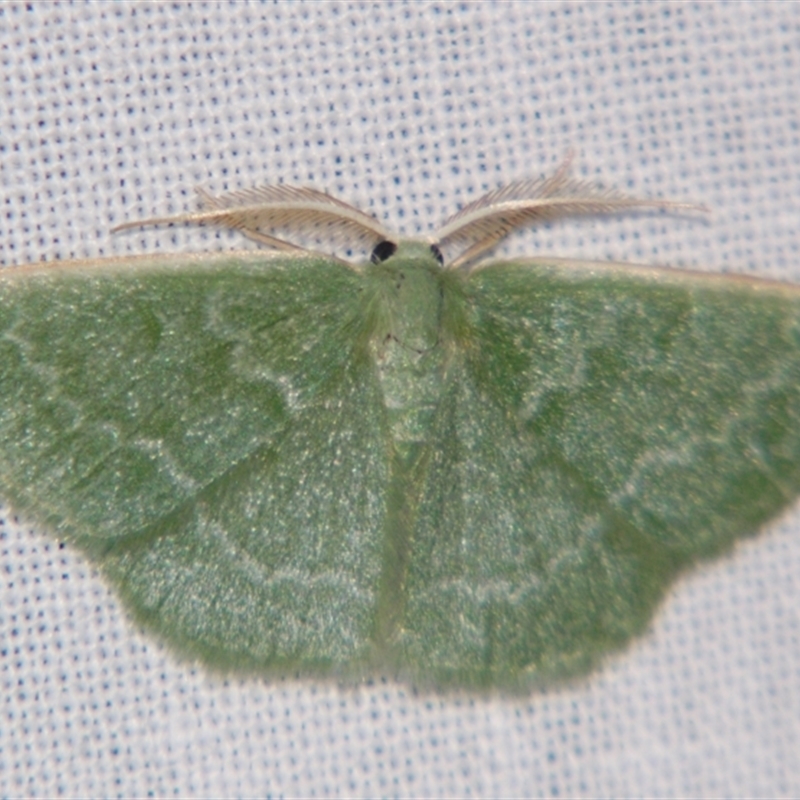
[363,246,455,461]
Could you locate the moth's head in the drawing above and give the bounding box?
[370,239,444,268]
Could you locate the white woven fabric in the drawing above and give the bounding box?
[1,2,798,797]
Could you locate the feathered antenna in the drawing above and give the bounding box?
[112,184,393,259]
[112,158,706,269]
[435,154,707,271]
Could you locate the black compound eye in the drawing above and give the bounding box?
[371,240,398,264]
[430,243,444,266]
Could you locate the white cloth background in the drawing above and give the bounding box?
[1,2,798,797]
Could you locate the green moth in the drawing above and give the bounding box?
[1,161,798,691]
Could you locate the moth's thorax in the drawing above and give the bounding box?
[364,242,452,465]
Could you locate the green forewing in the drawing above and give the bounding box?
[1,250,799,688]
[401,262,800,685]
[0,255,389,668]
